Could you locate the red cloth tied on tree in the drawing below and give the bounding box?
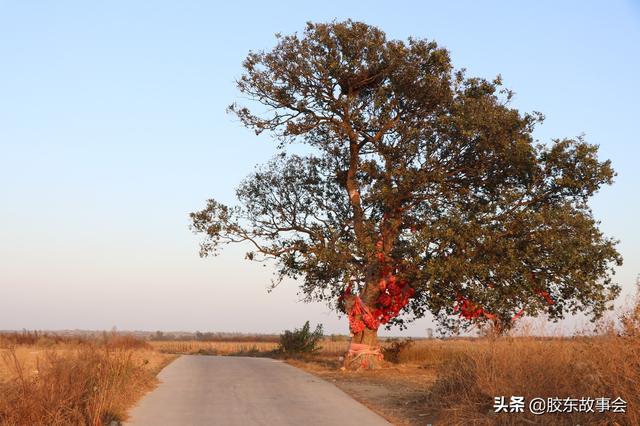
[348,342,382,356]
[345,342,383,369]
[344,272,415,334]
[342,237,415,334]
[454,289,555,324]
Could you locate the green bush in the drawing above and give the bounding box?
[278,321,323,355]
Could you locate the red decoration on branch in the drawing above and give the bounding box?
[537,290,555,305]
[372,271,415,325]
[453,288,555,325]
[342,238,416,334]
[453,295,496,320]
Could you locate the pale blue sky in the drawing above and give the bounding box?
[1,1,638,335]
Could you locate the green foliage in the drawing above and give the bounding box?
[278,321,323,354]
[191,20,622,334]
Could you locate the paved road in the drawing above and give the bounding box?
[126,355,391,426]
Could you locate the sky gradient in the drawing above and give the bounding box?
[1,1,639,335]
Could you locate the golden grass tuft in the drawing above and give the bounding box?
[421,300,640,426]
[423,335,638,425]
[0,334,172,426]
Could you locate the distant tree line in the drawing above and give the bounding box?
[148,331,282,342]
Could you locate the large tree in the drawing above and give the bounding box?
[191,21,621,368]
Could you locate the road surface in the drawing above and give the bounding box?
[126,355,391,426]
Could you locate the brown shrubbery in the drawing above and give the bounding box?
[381,338,414,363]
[424,336,638,425]
[0,330,87,347]
[0,333,165,426]
[422,298,640,426]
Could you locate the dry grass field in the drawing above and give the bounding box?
[3,335,639,426]
[150,326,640,425]
[286,301,640,426]
[290,335,639,425]
[149,340,280,356]
[0,332,174,426]
[149,339,350,357]
[2,297,638,426]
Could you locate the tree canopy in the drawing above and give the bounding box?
[191,20,621,336]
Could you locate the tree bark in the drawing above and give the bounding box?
[344,327,383,370]
[343,276,384,370]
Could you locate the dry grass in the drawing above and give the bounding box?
[149,338,350,357]
[428,335,639,425]
[287,335,639,425]
[150,340,279,356]
[289,300,640,426]
[3,299,638,425]
[423,301,640,425]
[0,333,174,426]
[382,338,483,366]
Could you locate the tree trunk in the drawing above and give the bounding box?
[343,327,384,370]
